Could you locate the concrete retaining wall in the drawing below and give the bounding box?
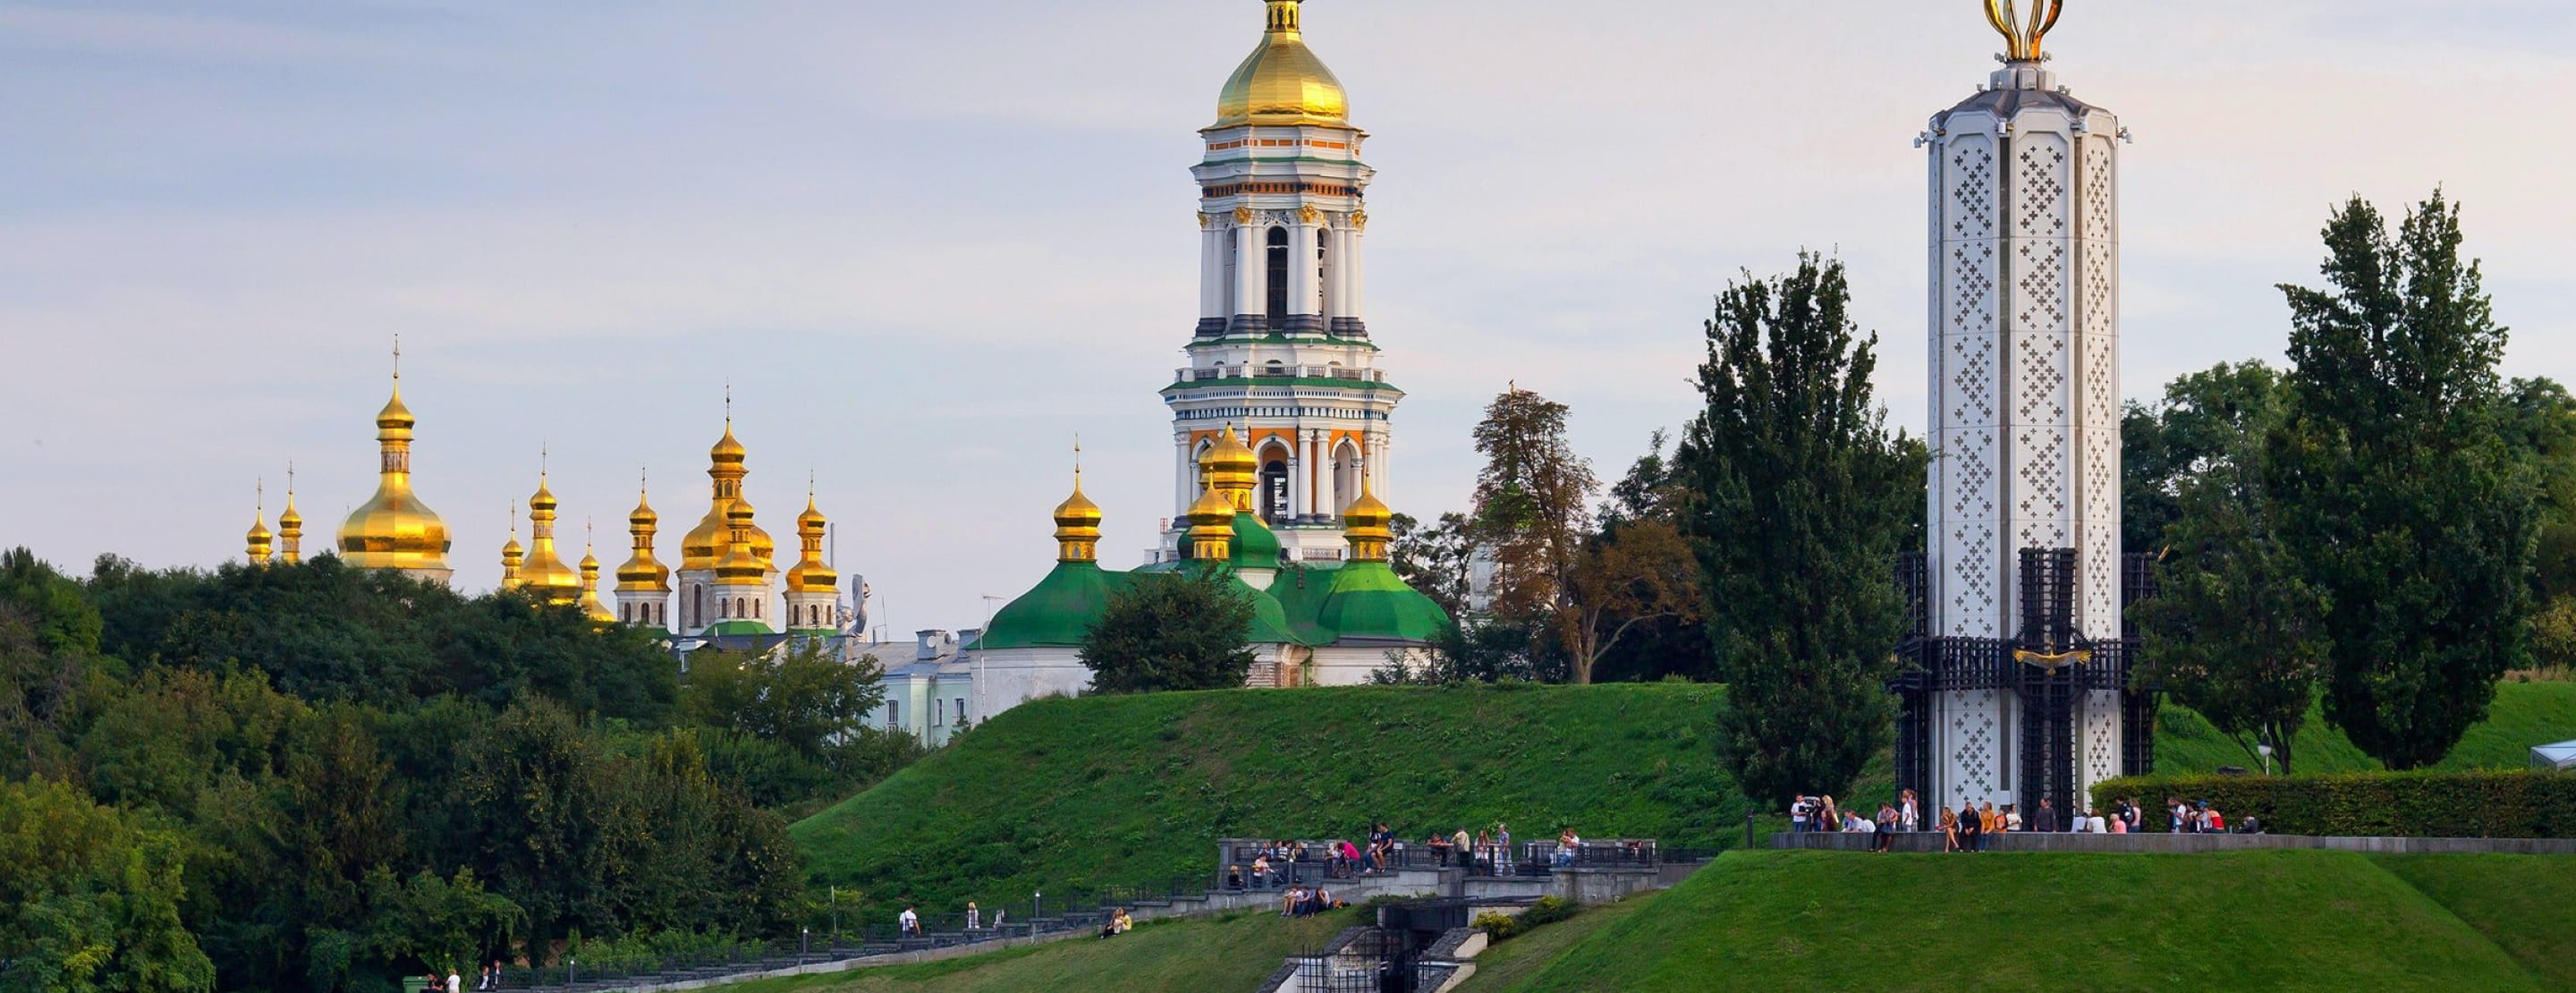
[1771,831,2576,855]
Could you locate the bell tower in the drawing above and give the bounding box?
[1160,0,1402,565]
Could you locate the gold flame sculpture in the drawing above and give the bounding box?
[1984,0,2064,62]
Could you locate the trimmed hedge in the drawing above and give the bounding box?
[2091,770,2576,838]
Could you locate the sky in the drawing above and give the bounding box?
[4,0,2572,635]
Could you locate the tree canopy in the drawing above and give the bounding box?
[1080,568,1258,693]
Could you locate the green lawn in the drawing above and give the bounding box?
[715,908,1360,993]
[1505,850,2555,993]
[2371,854,2576,989]
[1448,898,1646,993]
[2157,682,2576,776]
[792,683,1742,925]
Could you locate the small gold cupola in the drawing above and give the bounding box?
[577,522,614,623]
[246,480,275,566]
[1198,422,1260,513]
[787,489,838,594]
[1187,478,1239,562]
[1341,478,1394,562]
[616,472,671,593]
[516,461,580,606]
[715,496,766,583]
[1053,456,1105,564]
[276,464,303,564]
[500,505,525,589]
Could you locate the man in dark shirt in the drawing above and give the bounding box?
[2033,797,2060,833]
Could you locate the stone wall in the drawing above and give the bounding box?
[1771,831,2576,855]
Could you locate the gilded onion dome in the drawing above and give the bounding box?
[577,539,614,623]
[1053,470,1105,563]
[517,473,580,606]
[1341,478,1394,562]
[786,494,837,593]
[715,498,766,581]
[500,508,525,588]
[336,365,453,580]
[1198,423,1260,512]
[245,484,275,566]
[276,472,303,565]
[1213,1,1350,129]
[682,420,776,572]
[1187,480,1239,561]
[615,482,671,592]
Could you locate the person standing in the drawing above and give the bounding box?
[1790,795,1811,833]
[966,901,981,930]
[899,905,919,937]
[1496,823,1513,876]
[1978,802,1999,851]
[446,969,461,993]
[1900,790,1920,833]
[2033,798,2059,833]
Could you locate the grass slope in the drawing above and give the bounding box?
[1507,851,2552,993]
[716,908,1359,993]
[2370,854,2576,989]
[2156,682,2576,775]
[793,684,1739,921]
[1448,900,1644,993]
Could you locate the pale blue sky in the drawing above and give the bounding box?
[4,0,2571,632]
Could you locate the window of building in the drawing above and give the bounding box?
[1264,226,1289,325]
[887,700,899,726]
[934,698,946,726]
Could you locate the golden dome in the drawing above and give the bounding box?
[787,494,838,593]
[500,511,525,588]
[578,544,615,623]
[1198,423,1260,511]
[337,374,453,581]
[617,483,671,591]
[516,474,580,606]
[1342,477,1394,562]
[716,499,767,581]
[246,498,275,566]
[276,479,304,565]
[1186,480,1238,561]
[1053,469,1104,563]
[683,419,775,572]
[1213,1,1350,129]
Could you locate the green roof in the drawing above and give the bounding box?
[702,619,773,636]
[977,561,1131,649]
[1309,561,1449,641]
[1230,513,1283,572]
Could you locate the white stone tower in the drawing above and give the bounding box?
[1911,0,2132,820]
[1158,0,1402,564]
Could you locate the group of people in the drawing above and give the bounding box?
[1277,884,1344,918]
[419,963,504,992]
[1795,790,2259,853]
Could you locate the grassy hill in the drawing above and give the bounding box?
[791,682,2572,927]
[712,907,1360,993]
[2155,681,2576,775]
[792,683,1741,921]
[1504,850,2576,992]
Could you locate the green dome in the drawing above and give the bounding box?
[978,561,1129,649]
[1313,561,1449,641]
[1230,513,1283,571]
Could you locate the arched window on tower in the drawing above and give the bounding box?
[1264,227,1289,327]
[1260,452,1291,523]
[1317,229,1331,317]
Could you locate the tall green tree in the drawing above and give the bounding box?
[2268,191,2538,769]
[1080,569,1257,693]
[1469,386,1601,679]
[1673,253,1921,802]
[2123,362,2285,555]
[681,641,887,760]
[2134,385,2326,773]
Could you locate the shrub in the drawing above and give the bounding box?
[1470,912,1521,942]
[2091,770,2576,837]
[1519,896,1580,929]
